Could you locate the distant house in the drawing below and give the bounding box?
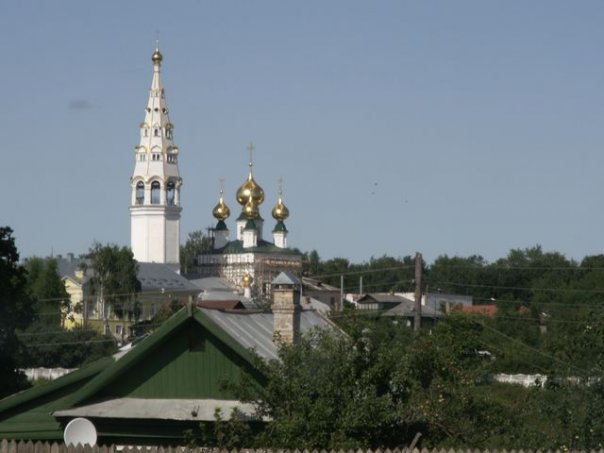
[456,304,498,317]
[55,255,202,341]
[399,291,473,313]
[0,273,334,445]
[356,293,408,312]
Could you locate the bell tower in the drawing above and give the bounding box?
[129,44,182,268]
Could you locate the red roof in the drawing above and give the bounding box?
[457,304,498,317]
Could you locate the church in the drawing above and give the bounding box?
[129,45,302,297]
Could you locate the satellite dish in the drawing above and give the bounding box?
[64,417,97,446]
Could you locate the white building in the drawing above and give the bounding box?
[129,45,182,270]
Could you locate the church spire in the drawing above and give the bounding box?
[130,44,182,268]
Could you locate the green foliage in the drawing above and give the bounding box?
[17,328,117,368]
[180,230,213,274]
[0,227,34,397]
[232,315,502,449]
[83,243,140,340]
[185,408,254,448]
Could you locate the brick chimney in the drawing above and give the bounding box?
[271,271,301,344]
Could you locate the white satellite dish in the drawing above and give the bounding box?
[63,417,97,446]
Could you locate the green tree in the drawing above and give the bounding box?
[83,243,141,341]
[180,230,213,274]
[0,227,34,397]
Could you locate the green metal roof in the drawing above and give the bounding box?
[0,306,266,442]
[272,220,287,232]
[215,220,228,231]
[210,239,302,256]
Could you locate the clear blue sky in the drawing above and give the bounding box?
[2,1,603,265]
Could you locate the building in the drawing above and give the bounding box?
[55,255,198,341]
[0,274,334,445]
[129,44,182,270]
[198,146,303,297]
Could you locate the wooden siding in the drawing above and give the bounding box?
[97,319,255,399]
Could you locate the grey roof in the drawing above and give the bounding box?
[382,298,443,318]
[137,263,199,293]
[56,257,197,294]
[199,307,334,361]
[55,256,90,282]
[301,277,340,292]
[53,398,261,421]
[272,271,300,286]
[357,294,408,305]
[302,297,331,315]
[188,277,236,292]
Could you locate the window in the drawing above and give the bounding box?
[151,181,161,204]
[166,181,175,205]
[154,129,159,137]
[116,325,123,335]
[135,182,144,205]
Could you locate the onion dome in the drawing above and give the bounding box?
[151,48,163,65]
[236,164,265,206]
[242,273,254,288]
[272,196,289,221]
[243,198,260,220]
[212,190,231,221]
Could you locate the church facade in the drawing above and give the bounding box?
[198,148,303,297]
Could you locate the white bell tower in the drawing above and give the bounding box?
[129,44,182,268]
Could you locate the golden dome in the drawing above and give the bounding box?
[212,192,230,221]
[152,48,163,65]
[243,198,260,219]
[272,196,289,221]
[236,164,265,206]
[242,273,254,288]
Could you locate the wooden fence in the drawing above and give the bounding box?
[2,440,603,453]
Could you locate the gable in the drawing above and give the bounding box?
[95,319,258,400]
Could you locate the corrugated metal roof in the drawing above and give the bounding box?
[137,263,199,292]
[199,308,333,361]
[53,398,261,421]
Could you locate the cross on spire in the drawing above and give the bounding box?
[278,177,284,196]
[247,142,255,167]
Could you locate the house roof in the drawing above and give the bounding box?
[357,294,408,305]
[53,398,259,421]
[199,307,334,361]
[382,298,442,318]
[272,271,300,286]
[137,263,199,293]
[456,304,498,317]
[56,257,198,294]
[197,300,245,310]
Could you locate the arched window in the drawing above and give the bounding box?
[135,181,144,205]
[166,181,175,205]
[151,181,161,204]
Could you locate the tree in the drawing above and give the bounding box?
[0,227,34,397]
[83,243,140,341]
[24,257,69,328]
[180,230,213,274]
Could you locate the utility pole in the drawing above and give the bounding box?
[414,252,422,332]
[340,274,344,312]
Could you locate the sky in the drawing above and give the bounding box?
[1,1,604,265]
